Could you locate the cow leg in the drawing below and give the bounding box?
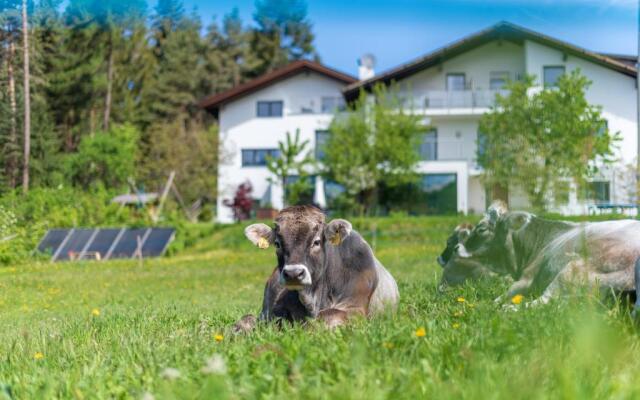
[317,308,350,329]
[633,257,640,318]
[233,314,258,333]
[496,278,533,303]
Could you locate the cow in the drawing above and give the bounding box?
[437,222,497,288]
[447,202,640,311]
[233,205,399,332]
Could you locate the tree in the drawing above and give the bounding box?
[223,180,253,222]
[323,84,425,214]
[0,1,21,189]
[64,0,146,131]
[65,123,139,189]
[249,0,317,77]
[478,70,619,211]
[21,0,30,192]
[266,129,315,207]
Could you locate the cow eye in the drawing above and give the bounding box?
[312,239,321,247]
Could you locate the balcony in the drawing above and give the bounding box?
[422,89,509,110]
[420,138,477,164]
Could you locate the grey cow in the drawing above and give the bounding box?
[234,205,399,331]
[445,202,640,310]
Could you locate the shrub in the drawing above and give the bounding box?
[65,124,139,190]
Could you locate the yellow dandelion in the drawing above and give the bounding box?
[34,352,44,360]
[414,327,426,337]
[511,295,524,305]
[91,308,100,316]
[214,334,224,342]
[383,342,394,349]
[456,297,465,303]
[453,310,463,317]
[452,323,461,329]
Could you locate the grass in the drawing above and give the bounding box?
[2,215,640,399]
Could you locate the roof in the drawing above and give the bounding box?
[199,60,357,113]
[344,21,637,100]
[599,53,637,68]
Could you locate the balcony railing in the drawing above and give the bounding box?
[420,139,476,162]
[422,89,509,109]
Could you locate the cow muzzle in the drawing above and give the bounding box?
[455,243,473,258]
[280,264,312,290]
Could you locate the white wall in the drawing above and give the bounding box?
[398,40,525,100]
[215,38,638,221]
[217,72,345,223]
[524,40,638,204]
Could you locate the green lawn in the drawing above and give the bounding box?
[2,215,640,399]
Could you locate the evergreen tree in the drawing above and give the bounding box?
[249,0,317,77]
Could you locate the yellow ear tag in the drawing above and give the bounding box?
[257,237,270,249]
[329,233,341,246]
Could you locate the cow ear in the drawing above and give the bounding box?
[244,223,274,249]
[458,227,471,242]
[506,212,531,232]
[324,219,352,246]
[486,201,508,225]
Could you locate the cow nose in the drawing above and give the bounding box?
[283,267,305,281]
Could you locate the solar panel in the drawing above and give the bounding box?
[37,229,70,255]
[37,227,176,262]
[82,228,122,260]
[140,228,175,257]
[108,228,150,259]
[55,229,95,261]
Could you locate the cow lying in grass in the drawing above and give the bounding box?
[234,205,399,331]
[441,202,640,311]
[437,222,497,288]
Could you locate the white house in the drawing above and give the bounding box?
[201,21,638,223]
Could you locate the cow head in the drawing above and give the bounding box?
[244,205,352,290]
[455,201,531,276]
[437,223,474,268]
[437,222,495,288]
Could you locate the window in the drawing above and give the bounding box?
[284,175,316,205]
[446,73,466,91]
[321,97,346,113]
[420,174,458,214]
[588,181,610,204]
[419,129,437,161]
[490,71,510,90]
[256,101,283,117]
[553,181,571,206]
[543,66,565,87]
[315,130,330,161]
[476,131,487,160]
[241,149,280,166]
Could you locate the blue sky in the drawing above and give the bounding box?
[172,1,638,76]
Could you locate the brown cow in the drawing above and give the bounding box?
[234,205,399,331]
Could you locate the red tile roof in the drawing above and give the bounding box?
[199,60,357,113]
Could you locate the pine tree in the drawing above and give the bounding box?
[249,0,317,77]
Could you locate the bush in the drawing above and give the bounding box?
[65,124,139,190]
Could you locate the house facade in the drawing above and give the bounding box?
[201,22,638,223]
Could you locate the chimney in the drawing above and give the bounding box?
[358,54,376,80]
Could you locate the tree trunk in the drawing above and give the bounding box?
[490,184,509,207]
[103,35,114,131]
[6,38,17,189]
[22,0,31,193]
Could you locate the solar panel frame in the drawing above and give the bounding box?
[37,229,71,256]
[54,229,95,261]
[140,228,176,257]
[38,226,176,262]
[108,228,151,259]
[83,228,122,260]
